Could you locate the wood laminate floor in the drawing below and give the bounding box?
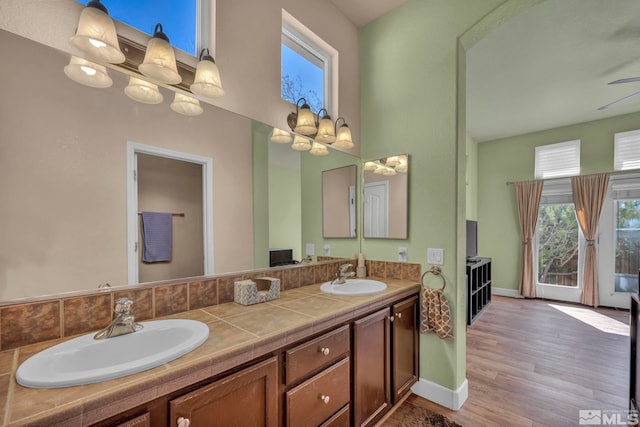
[398,296,631,426]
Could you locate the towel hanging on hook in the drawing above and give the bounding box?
[419,266,453,339]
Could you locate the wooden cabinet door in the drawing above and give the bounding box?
[352,307,390,427]
[169,357,278,427]
[391,296,419,403]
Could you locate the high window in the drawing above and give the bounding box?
[77,0,208,57]
[534,140,580,179]
[614,129,640,171]
[281,10,338,114]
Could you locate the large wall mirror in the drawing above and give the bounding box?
[0,29,360,302]
[363,154,409,239]
[322,165,357,239]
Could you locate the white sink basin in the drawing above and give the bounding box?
[16,319,209,388]
[320,279,387,296]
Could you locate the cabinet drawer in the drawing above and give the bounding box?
[319,404,350,427]
[286,324,350,384]
[286,357,350,427]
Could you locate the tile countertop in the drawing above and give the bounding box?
[0,278,420,426]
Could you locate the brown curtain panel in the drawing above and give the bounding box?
[514,180,544,298]
[572,173,610,307]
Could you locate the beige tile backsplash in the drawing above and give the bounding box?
[0,259,421,350]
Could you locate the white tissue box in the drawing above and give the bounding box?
[234,277,280,306]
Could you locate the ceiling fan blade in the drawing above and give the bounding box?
[609,77,640,85]
[598,90,640,110]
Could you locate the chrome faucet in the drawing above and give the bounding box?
[94,297,143,339]
[332,263,355,285]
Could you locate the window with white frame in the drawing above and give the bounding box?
[281,10,338,114]
[614,129,640,171]
[534,140,580,179]
[76,0,209,57]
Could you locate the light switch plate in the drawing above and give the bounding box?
[323,245,330,256]
[427,248,444,265]
[398,247,408,262]
[305,243,315,256]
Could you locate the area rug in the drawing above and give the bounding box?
[381,400,463,427]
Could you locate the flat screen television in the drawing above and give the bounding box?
[466,220,478,259]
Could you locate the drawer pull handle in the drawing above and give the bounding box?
[320,394,331,404]
[177,417,190,427]
[396,312,403,319]
[320,347,330,356]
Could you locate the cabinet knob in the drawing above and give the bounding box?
[396,312,403,319]
[388,316,394,322]
[177,417,190,427]
[320,394,331,404]
[320,347,330,356]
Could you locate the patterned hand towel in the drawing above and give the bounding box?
[420,287,454,339]
[140,212,173,263]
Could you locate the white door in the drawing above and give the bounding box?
[597,175,640,309]
[364,181,389,238]
[349,185,356,238]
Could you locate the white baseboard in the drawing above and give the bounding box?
[410,377,468,410]
[491,287,523,298]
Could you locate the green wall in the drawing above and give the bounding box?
[466,133,478,220]
[360,0,504,392]
[477,110,640,292]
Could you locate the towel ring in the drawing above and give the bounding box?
[421,266,446,290]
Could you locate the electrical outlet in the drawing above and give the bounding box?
[427,248,444,265]
[305,243,315,256]
[398,247,408,262]
[323,245,330,256]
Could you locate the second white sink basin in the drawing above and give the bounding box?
[320,279,387,296]
[16,319,209,388]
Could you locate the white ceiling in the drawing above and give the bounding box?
[467,0,640,142]
[329,0,407,27]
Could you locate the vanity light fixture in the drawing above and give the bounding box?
[382,167,397,176]
[170,93,204,116]
[139,24,182,85]
[69,0,125,64]
[333,117,354,149]
[124,76,163,104]
[310,142,329,156]
[269,128,293,144]
[291,135,312,151]
[190,48,224,99]
[64,56,113,88]
[364,161,378,171]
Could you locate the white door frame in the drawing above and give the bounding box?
[126,141,214,284]
[363,181,389,238]
[349,185,356,238]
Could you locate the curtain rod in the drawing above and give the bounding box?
[506,169,640,186]
[137,212,185,217]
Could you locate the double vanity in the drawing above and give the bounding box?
[4,276,420,426]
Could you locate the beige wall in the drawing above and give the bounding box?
[137,154,204,283]
[322,166,355,237]
[0,31,253,300]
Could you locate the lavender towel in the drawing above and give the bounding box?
[141,212,173,262]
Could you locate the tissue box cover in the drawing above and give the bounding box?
[234,277,280,305]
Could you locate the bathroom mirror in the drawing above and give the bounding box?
[0,29,359,302]
[322,165,357,238]
[362,154,409,239]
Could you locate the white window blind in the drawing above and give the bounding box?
[534,140,580,179]
[614,129,640,171]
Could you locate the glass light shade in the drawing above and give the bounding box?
[139,25,182,84]
[190,54,224,99]
[124,77,163,104]
[310,142,329,156]
[171,93,203,116]
[316,116,336,143]
[291,135,312,151]
[395,163,408,173]
[270,128,293,144]
[294,105,317,136]
[382,167,397,176]
[333,124,354,149]
[386,156,400,167]
[64,56,112,88]
[374,165,386,174]
[69,2,125,64]
[364,161,378,171]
